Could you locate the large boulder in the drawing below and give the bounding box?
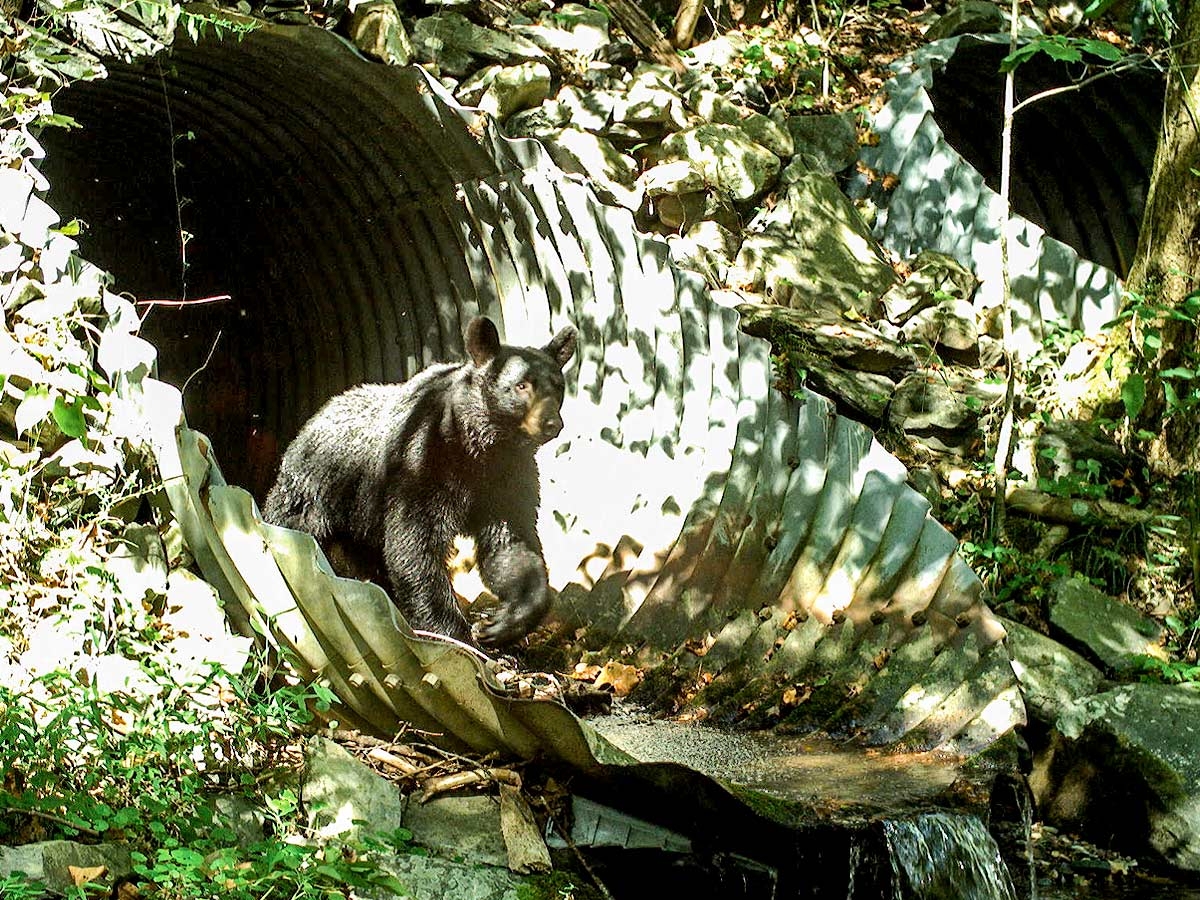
[660,123,781,202]
[1001,618,1106,725]
[1049,577,1167,675]
[728,174,897,315]
[301,736,406,840]
[1031,683,1200,872]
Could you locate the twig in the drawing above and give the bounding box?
[135,294,231,309]
[155,58,189,308]
[990,0,1021,543]
[367,747,422,777]
[1012,54,1159,116]
[2,806,104,838]
[180,329,222,400]
[411,628,492,662]
[418,767,521,803]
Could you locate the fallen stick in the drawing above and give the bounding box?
[367,747,422,777]
[419,767,521,803]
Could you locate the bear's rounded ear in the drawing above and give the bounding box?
[466,317,501,366]
[544,325,577,370]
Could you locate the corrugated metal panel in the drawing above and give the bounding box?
[849,34,1162,350]
[40,23,1022,757]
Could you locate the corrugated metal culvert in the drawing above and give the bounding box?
[39,22,1026,765]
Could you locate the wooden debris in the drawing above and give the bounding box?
[419,767,522,803]
[499,783,552,874]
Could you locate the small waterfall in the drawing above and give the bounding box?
[884,811,1020,900]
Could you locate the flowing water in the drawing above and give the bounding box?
[882,812,1018,900]
[590,715,1200,899]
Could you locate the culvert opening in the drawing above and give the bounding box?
[40,20,1025,762]
[925,37,1163,277]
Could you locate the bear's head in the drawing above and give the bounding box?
[466,316,577,445]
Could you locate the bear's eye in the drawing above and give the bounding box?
[514,380,531,396]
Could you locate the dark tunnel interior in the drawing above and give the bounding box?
[927,40,1163,277]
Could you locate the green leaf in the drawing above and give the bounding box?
[1083,0,1121,16]
[1121,373,1146,420]
[1161,367,1196,380]
[1163,380,1179,410]
[52,395,88,438]
[1080,38,1124,61]
[1143,330,1162,353]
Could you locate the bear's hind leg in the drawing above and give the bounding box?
[382,525,474,645]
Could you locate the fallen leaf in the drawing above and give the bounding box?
[595,662,641,696]
[69,865,107,886]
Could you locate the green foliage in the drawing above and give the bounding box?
[1109,289,1200,426]
[732,26,832,110]
[1084,0,1176,42]
[1130,613,1200,683]
[960,538,1071,609]
[1001,35,1124,72]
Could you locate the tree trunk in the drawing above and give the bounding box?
[1085,0,1200,474]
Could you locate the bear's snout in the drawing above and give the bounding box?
[522,397,563,443]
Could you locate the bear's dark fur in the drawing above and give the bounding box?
[262,316,577,648]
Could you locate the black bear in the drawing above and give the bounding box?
[262,316,577,648]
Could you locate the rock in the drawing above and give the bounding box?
[403,795,509,867]
[378,851,528,900]
[613,70,688,131]
[685,32,750,69]
[737,303,918,376]
[556,84,616,132]
[880,250,979,325]
[542,127,641,209]
[1031,683,1200,872]
[667,220,741,284]
[807,364,897,422]
[660,123,780,202]
[478,62,552,123]
[302,736,406,840]
[1001,618,1106,726]
[640,159,706,197]
[162,569,254,679]
[734,111,793,159]
[783,112,860,175]
[728,174,896,314]
[412,13,545,77]
[107,522,168,604]
[1048,576,1167,675]
[503,100,567,139]
[688,89,794,157]
[903,296,980,365]
[653,190,707,230]
[348,0,413,66]
[668,220,742,283]
[888,369,1005,453]
[456,64,502,107]
[511,2,609,58]
[926,0,1008,40]
[0,841,132,893]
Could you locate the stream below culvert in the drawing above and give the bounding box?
[576,714,1200,900]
